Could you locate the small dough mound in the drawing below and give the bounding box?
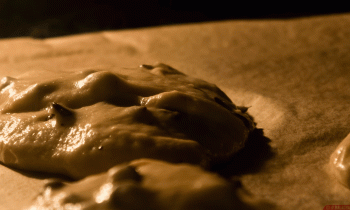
[330,133,350,188]
[0,63,255,179]
[26,159,269,210]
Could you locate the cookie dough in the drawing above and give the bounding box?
[26,159,270,210]
[330,133,350,188]
[0,63,255,179]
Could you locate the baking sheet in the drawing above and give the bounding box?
[1,13,350,209]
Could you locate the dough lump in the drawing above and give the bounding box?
[26,159,269,210]
[330,132,350,188]
[0,63,255,179]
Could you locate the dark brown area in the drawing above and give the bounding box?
[214,128,275,178]
[0,0,348,39]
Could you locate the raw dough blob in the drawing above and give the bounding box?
[0,63,255,179]
[330,133,350,188]
[26,159,271,210]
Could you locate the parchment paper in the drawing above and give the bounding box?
[1,13,350,210]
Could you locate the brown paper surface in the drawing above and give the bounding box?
[1,13,350,209]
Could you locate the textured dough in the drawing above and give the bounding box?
[0,63,254,179]
[330,133,350,188]
[26,159,271,210]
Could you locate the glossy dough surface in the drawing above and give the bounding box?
[330,133,350,188]
[0,63,254,179]
[26,159,270,210]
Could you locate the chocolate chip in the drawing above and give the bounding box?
[214,97,232,111]
[51,102,73,116]
[140,64,154,70]
[44,179,65,189]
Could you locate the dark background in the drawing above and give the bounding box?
[0,0,349,39]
